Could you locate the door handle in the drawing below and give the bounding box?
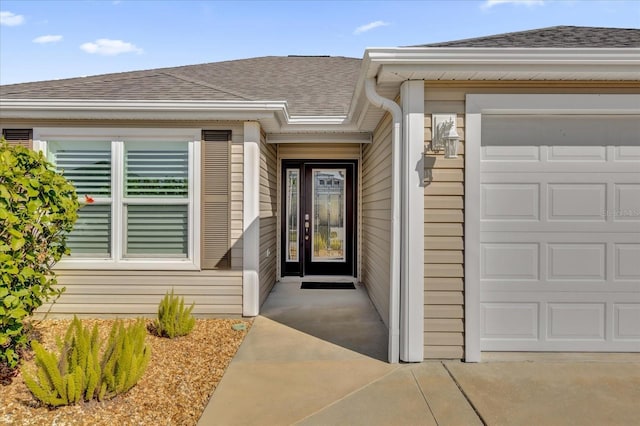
[304,214,310,240]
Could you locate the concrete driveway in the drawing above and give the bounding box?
[446,354,640,426]
[198,281,640,425]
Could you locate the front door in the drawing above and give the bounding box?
[282,160,356,276]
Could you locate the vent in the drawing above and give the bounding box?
[2,128,32,148]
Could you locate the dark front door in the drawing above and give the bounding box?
[281,160,356,277]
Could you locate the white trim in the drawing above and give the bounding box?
[348,47,640,131]
[464,107,482,363]
[35,127,202,271]
[0,99,359,134]
[464,94,640,363]
[53,259,200,271]
[3,99,289,114]
[243,121,261,316]
[400,80,425,362]
[363,47,640,79]
[466,94,640,115]
[267,132,371,144]
[190,139,202,270]
[113,141,123,263]
[34,127,202,140]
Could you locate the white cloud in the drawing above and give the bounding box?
[0,11,25,26]
[353,20,390,35]
[33,35,63,44]
[481,0,545,9]
[80,38,143,56]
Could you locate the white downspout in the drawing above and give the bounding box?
[364,78,402,364]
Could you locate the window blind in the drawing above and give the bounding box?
[126,204,188,257]
[66,204,111,256]
[125,147,188,197]
[53,148,111,197]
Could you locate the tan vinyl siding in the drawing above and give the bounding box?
[42,270,243,318]
[361,113,392,327]
[423,81,640,360]
[424,98,465,360]
[0,120,247,318]
[259,129,277,306]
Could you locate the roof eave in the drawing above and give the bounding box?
[348,47,640,131]
[0,99,360,133]
[364,47,640,80]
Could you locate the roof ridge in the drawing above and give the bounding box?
[161,71,256,101]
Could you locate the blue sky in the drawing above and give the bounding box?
[1,0,638,85]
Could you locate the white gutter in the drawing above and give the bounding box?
[0,99,365,133]
[363,47,640,68]
[364,78,401,364]
[0,99,290,111]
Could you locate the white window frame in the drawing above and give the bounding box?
[464,94,640,362]
[34,127,201,271]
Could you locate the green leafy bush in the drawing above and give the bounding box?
[22,317,150,406]
[0,140,79,371]
[153,290,195,338]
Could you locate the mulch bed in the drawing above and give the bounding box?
[0,318,251,425]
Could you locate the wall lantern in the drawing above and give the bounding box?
[432,114,461,159]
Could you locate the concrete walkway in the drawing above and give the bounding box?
[199,282,640,425]
[198,315,481,426]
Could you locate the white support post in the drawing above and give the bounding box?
[400,80,425,362]
[243,121,261,316]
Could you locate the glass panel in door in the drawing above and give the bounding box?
[282,165,302,276]
[285,169,299,262]
[311,169,346,262]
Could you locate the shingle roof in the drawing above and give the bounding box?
[0,56,362,116]
[418,26,640,48]
[2,26,637,117]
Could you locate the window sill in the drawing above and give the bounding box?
[53,259,200,271]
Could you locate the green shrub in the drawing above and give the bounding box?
[0,140,79,370]
[22,317,150,407]
[153,290,195,338]
[100,318,151,400]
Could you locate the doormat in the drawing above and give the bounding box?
[301,282,355,290]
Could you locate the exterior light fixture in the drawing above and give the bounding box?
[432,114,461,158]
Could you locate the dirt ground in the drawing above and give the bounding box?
[0,318,251,426]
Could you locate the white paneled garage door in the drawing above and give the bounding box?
[479,115,640,351]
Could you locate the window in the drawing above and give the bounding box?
[36,128,200,270]
[124,142,189,258]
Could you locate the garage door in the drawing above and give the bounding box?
[479,115,640,351]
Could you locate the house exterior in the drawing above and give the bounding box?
[1,26,639,363]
